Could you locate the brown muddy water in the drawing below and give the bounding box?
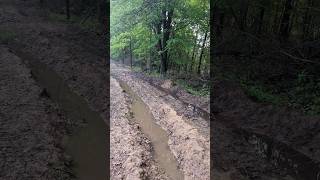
[10,46,108,180]
[117,78,184,180]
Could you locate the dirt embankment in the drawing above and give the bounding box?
[214,80,320,162]
[213,80,320,179]
[111,63,210,180]
[132,71,210,113]
[0,46,71,179]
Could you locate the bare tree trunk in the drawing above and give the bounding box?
[279,0,295,41]
[272,1,281,34]
[197,30,208,75]
[302,0,313,40]
[190,29,199,72]
[122,49,125,64]
[239,0,249,31]
[148,29,152,73]
[130,37,133,68]
[66,0,70,20]
[160,8,173,75]
[257,6,265,34]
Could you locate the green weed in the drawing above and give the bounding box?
[176,79,209,97]
[0,31,16,44]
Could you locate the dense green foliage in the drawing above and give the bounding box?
[213,0,320,114]
[111,0,210,80]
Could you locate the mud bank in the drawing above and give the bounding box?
[0,46,71,179]
[111,63,210,180]
[214,80,320,179]
[110,77,168,180]
[132,70,209,113]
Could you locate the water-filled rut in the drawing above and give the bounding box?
[117,78,184,180]
[10,45,108,180]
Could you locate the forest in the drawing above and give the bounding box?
[213,0,320,115]
[38,0,108,33]
[111,0,210,95]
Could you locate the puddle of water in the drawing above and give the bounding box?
[117,78,184,180]
[11,47,108,180]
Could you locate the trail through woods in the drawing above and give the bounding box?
[1,0,319,180]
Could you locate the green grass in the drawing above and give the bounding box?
[132,66,141,72]
[240,80,320,115]
[176,79,209,97]
[0,30,16,44]
[241,83,286,105]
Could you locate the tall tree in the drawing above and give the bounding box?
[279,0,295,41]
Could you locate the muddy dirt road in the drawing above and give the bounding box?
[111,62,210,180]
[1,0,318,180]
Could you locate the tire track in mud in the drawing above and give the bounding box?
[8,45,108,180]
[116,77,184,180]
[0,46,71,179]
[110,77,169,180]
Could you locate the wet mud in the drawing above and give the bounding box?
[117,78,184,180]
[9,46,108,180]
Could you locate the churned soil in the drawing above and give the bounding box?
[111,62,210,180]
[110,77,168,180]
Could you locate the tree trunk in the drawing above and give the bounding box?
[272,1,281,34]
[239,0,249,31]
[197,30,208,75]
[257,6,265,34]
[190,29,199,72]
[130,37,133,68]
[160,8,173,75]
[122,49,125,64]
[279,0,295,41]
[302,0,313,40]
[66,0,70,20]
